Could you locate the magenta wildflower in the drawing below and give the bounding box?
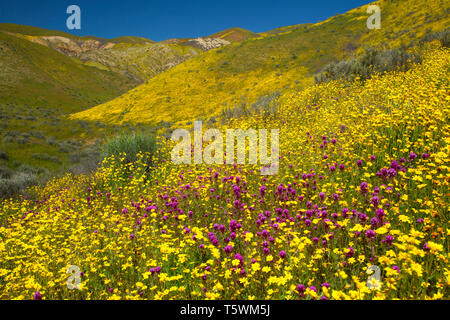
[296,284,306,294]
[370,196,380,207]
[360,182,368,194]
[346,247,354,258]
[224,245,233,254]
[382,235,394,245]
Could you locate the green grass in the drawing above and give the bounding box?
[102,131,157,166]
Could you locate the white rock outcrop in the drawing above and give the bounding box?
[184,37,230,51]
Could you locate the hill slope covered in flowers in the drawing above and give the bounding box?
[71,0,449,126]
[0,43,448,300]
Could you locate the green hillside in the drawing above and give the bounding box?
[0,23,88,39]
[207,27,258,42]
[77,41,202,82]
[0,31,137,111]
[0,27,199,184]
[109,36,154,44]
[0,23,217,181]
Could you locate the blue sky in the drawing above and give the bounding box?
[0,0,371,41]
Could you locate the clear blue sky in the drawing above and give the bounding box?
[0,0,371,41]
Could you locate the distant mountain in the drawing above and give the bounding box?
[206,27,258,42]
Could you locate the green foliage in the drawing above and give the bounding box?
[0,164,12,178]
[221,92,280,120]
[0,171,39,198]
[315,48,421,83]
[68,144,103,175]
[421,28,450,47]
[0,150,7,160]
[102,131,157,166]
[0,32,138,112]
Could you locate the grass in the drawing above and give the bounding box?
[102,131,157,166]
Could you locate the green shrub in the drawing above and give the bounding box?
[0,172,38,198]
[421,28,450,47]
[315,48,421,83]
[32,153,62,164]
[17,164,50,176]
[69,144,102,174]
[0,165,12,179]
[221,92,280,121]
[0,150,7,160]
[102,131,157,166]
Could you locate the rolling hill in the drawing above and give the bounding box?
[207,27,258,42]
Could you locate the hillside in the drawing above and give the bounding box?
[0,24,228,178]
[71,0,449,126]
[206,27,258,42]
[1,43,448,299]
[0,0,448,302]
[0,23,205,84]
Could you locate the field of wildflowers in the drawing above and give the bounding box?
[0,44,448,300]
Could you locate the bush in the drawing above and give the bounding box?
[0,165,12,179]
[17,164,50,176]
[69,144,102,174]
[249,91,280,116]
[32,153,62,164]
[221,92,280,121]
[421,28,450,47]
[315,48,421,83]
[0,172,38,198]
[102,132,157,166]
